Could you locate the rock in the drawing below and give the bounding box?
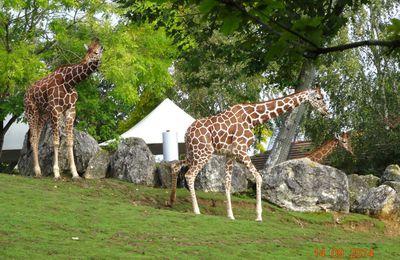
[381,165,400,183]
[352,185,399,219]
[348,174,379,211]
[157,155,251,193]
[83,149,111,179]
[109,138,156,186]
[263,158,349,212]
[195,155,250,193]
[17,122,99,177]
[157,160,186,188]
[382,181,400,194]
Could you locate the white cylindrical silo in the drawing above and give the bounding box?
[162,130,179,161]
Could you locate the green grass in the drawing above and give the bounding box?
[0,173,399,259]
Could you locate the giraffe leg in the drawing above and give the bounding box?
[237,150,263,222]
[26,110,41,177]
[186,166,202,214]
[186,153,212,215]
[225,156,235,220]
[50,110,62,180]
[65,107,79,179]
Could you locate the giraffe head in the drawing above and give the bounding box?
[83,38,103,63]
[335,132,353,155]
[307,84,329,115]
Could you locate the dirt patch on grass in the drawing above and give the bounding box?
[341,220,377,233]
[196,197,256,209]
[382,218,400,237]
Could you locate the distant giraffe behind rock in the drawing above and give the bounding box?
[170,85,330,221]
[24,38,103,179]
[305,132,353,163]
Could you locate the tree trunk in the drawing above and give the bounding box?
[264,59,316,172]
[0,115,19,162]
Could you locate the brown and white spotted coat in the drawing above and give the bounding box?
[24,38,103,179]
[170,85,329,221]
[306,132,353,163]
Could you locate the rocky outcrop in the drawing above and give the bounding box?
[352,185,399,219]
[380,164,400,183]
[83,149,111,179]
[157,155,251,193]
[157,160,186,189]
[263,158,350,212]
[348,174,380,211]
[109,138,156,186]
[17,122,99,177]
[195,155,250,193]
[382,181,400,194]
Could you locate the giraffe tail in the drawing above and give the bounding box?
[169,159,187,206]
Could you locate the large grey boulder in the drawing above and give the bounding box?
[157,160,186,189]
[195,155,250,193]
[18,122,99,177]
[83,149,111,179]
[348,174,379,211]
[263,158,350,212]
[157,155,251,193]
[352,185,399,219]
[110,138,156,186]
[380,165,400,183]
[382,181,400,194]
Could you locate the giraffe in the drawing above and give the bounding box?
[305,132,353,163]
[170,85,329,221]
[24,38,103,179]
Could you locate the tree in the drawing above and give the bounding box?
[302,1,400,174]
[0,0,96,159]
[0,0,178,162]
[118,0,400,171]
[54,22,177,141]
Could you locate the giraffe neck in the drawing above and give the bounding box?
[307,139,339,163]
[57,60,100,89]
[244,90,310,127]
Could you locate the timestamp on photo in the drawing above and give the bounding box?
[314,247,374,258]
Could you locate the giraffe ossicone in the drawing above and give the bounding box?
[24,38,103,179]
[170,85,330,221]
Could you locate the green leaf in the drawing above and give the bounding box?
[221,12,241,35]
[387,18,400,39]
[199,0,218,14]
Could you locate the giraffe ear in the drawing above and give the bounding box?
[334,133,340,140]
[84,44,89,50]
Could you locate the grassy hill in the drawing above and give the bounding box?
[0,173,399,259]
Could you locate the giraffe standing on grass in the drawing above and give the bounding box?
[305,132,353,163]
[170,85,330,221]
[24,38,103,179]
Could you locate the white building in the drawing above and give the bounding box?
[102,98,195,156]
[1,114,29,163]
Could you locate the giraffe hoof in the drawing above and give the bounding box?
[72,176,82,181]
[54,176,62,181]
[255,218,263,222]
[228,216,235,220]
[33,175,42,179]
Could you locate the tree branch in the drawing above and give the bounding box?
[306,39,400,58]
[3,115,18,134]
[218,0,400,58]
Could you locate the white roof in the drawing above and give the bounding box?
[120,98,195,144]
[3,114,29,150]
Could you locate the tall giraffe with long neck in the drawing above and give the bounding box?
[170,85,329,221]
[24,38,103,179]
[305,132,353,163]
